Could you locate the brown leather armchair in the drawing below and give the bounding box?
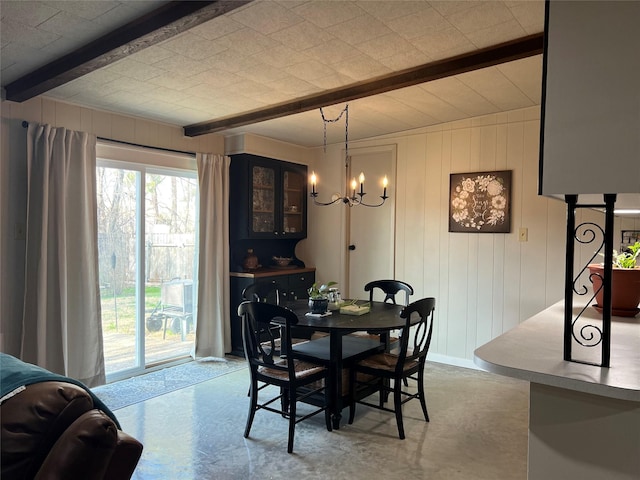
[1,377,143,480]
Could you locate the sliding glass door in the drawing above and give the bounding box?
[97,158,198,380]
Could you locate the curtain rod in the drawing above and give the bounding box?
[22,121,196,157]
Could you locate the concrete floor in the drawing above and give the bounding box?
[116,360,529,480]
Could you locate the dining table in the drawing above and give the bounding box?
[282,299,406,429]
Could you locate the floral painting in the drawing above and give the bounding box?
[449,170,511,233]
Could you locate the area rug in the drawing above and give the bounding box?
[93,356,246,410]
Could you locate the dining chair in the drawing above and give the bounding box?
[238,301,333,453]
[242,282,284,355]
[242,281,315,357]
[348,297,435,439]
[364,279,414,306]
[356,279,415,364]
[242,281,282,305]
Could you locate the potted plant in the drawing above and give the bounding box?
[307,281,337,314]
[588,241,640,317]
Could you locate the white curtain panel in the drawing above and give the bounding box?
[22,123,105,387]
[195,153,231,358]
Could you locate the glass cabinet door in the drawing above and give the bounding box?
[282,169,304,235]
[251,165,275,234]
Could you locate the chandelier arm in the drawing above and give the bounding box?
[354,193,389,208]
[310,193,344,206]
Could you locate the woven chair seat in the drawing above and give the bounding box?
[258,359,325,381]
[358,352,418,372]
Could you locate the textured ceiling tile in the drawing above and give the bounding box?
[239,63,290,84]
[284,59,335,82]
[91,1,164,28]
[104,58,163,82]
[152,55,212,77]
[457,67,534,110]
[189,71,241,88]
[97,90,154,108]
[204,50,257,74]
[306,72,357,90]
[378,48,432,71]
[509,0,545,34]
[222,78,275,98]
[215,27,280,56]
[293,1,365,28]
[326,13,393,46]
[497,55,542,103]
[387,6,449,40]
[412,28,474,57]
[266,76,317,96]
[1,1,59,27]
[422,76,499,116]
[447,2,515,34]
[356,33,423,62]
[229,0,304,35]
[304,38,363,66]
[141,85,194,104]
[0,20,60,48]
[430,0,482,18]
[250,88,295,105]
[269,20,334,50]
[37,10,101,40]
[255,44,311,69]
[159,32,227,61]
[333,55,391,82]
[75,68,125,86]
[189,15,244,40]
[129,46,174,66]
[216,93,266,111]
[464,19,527,48]
[40,34,81,56]
[45,0,118,21]
[364,94,438,126]
[389,86,466,123]
[104,76,160,95]
[146,71,205,91]
[357,0,433,22]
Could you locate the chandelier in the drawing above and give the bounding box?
[310,104,388,207]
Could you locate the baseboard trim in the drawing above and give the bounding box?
[427,353,481,371]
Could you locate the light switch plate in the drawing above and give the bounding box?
[519,227,528,242]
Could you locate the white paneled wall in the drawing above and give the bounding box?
[0,97,224,355]
[300,106,571,367]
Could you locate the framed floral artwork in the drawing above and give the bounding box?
[449,170,512,233]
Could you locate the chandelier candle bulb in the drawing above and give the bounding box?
[310,171,317,195]
[351,177,357,198]
[382,175,388,197]
[359,172,365,195]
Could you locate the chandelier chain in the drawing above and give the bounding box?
[320,105,349,163]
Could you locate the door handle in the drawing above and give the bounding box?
[348,244,356,251]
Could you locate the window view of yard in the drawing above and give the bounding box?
[97,162,197,376]
[100,284,195,373]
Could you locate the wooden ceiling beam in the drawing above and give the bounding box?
[4,0,251,102]
[184,33,544,137]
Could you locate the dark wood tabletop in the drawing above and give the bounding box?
[285,299,404,332]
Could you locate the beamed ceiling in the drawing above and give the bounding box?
[1,0,546,147]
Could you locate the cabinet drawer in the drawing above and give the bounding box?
[288,272,315,299]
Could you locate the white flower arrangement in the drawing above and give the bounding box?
[451,173,508,230]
